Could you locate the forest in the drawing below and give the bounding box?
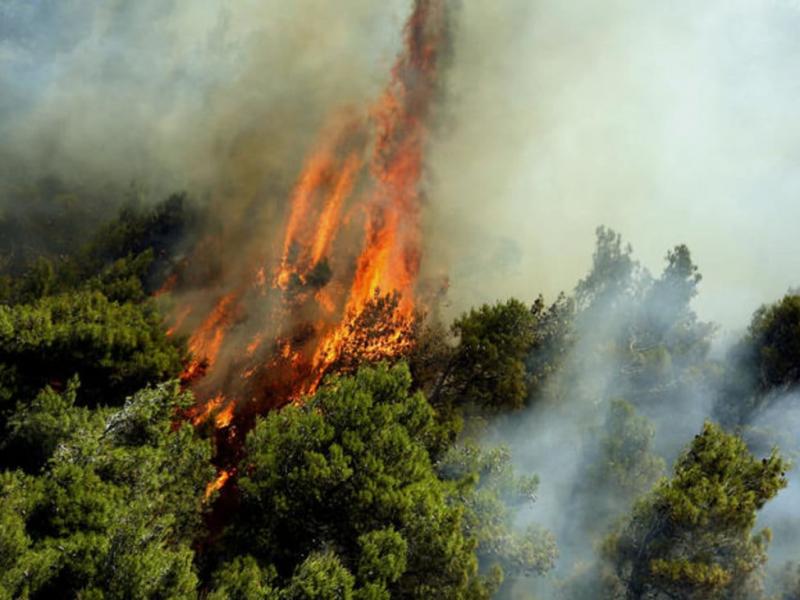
[3,0,800,598]
[0,194,798,599]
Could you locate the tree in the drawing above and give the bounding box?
[576,400,665,538]
[561,234,715,415]
[575,226,642,314]
[0,383,214,599]
[525,293,576,396]
[79,193,198,294]
[281,551,356,600]
[715,294,800,425]
[220,363,547,599]
[604,422,787,599]
[438,442,557,597]
[207,556,279,600]
[0,193,197,304]
[0,290,184,413]
[636,245,714,371]
[437,299,537,414]
[744,294,800,392]
[0,377,100,472]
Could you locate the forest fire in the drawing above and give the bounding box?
[165,0,448,496]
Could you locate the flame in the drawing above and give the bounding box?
[164,0,448,498]
[182,293,238,381]
[205,470,230,501]
[214,401,236,428]
[166,305,192,337]
[187,393,225,426]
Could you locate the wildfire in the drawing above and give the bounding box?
[205,469,231,500]
[181,293,239,382]
[166,1,448,491]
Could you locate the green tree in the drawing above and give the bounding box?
[0,193,196,305]
[221,363,545,599]
[716,294,800,425]
[552,233,716,418]
[0,383,213,599]
[436,299,537,414]
[753,295,800,388]
[525,293,576,396]
[208,556,279,600]
[604,422,787,599]
[575,226,642,314]
[78,193,197,294]
[1,377,100,472]
[577,400,665,537]
[0,290,184,414]
[282,552,356,600]
[438,443,557,597]
[634,245,715,375]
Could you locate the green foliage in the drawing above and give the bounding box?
[0,177,114,281]
[0,471,55,600]
[356,528,408,593]
[444,299,537,413]
[282,552,356,600]
[549,231,716,417]
[438,443,557,588]
[222,363,513,599]
[0,383,214,599]
[208,556,279,600]
[604,422,788,599]
[0,290,184,412]
[412,294,574,428]
[718,294,800,425]
[637,245,714,369]
[0,193,196,305]
[82,249,155,303]
[595,401,665,500]
[575,226,642,313]
[3,206,795,600]
[525,293,576,395]
[79,193,196,293]
[576,400,665,538]
[1,377,101,472]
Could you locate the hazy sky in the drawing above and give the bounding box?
[2,0,799,330]
[430,0,800,331]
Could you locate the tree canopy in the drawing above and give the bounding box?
[603,422,787,599]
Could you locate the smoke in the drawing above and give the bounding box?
[470,230,772,596]
[749,392,800,579]
[425,0,800,331]
[4,1,799,329]
[0,0,410,200]
[3,1,799,592]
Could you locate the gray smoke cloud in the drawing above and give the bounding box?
[426,0,800,331]
[3,0,798,329]
[749,391,800,582]
[0,0,408,200]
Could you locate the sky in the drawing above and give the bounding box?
[2,0,799,331]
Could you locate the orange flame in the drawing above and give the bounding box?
[204,470,230,501]
[164,0,448,499]
[214,401,236,428]
[182,293,238,381]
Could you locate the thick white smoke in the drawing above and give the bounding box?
[426,0,800,331]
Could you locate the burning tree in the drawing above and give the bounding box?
[158,0,451,497]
